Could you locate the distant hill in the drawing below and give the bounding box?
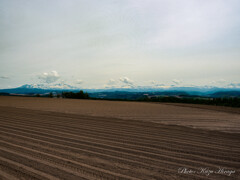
[0,84,79,95]
[0,84,240,99]
[210,91,240,98]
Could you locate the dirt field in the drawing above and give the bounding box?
[0,96,240,133]
[0,96,239,179]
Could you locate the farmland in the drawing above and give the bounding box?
[0,96,239,179]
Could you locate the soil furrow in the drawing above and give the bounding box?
[0,119,239,163]
[0,134,212,180]
[0,169,20,180]
[1,124,236,172]
[0,127,237,180]
[0,129,167,171]
[1,119,238,167]
[1,110,238,146]
[0,156,59,180]
[0,100,239,180]
[1,107,238,142]
[1,115,239,156]
[0,135,161,179]
[0,141,135,180]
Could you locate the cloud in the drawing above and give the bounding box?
[0,76,9,79]
[150,80,157,85]
[210,79,227,84]
[107,79,116,85]
[150,80,166,88]
[227,82,240,88]
[119,77,135,88]
[119,77,134,85]
[139,0,240,48]
[76,79,83,84]
[104,77,134,88]
[48,83,76,89]
[104,79,117,88]
[172,79,182,85]
[38,71,60,83]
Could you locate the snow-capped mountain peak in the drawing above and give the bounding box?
[19,83,78,90]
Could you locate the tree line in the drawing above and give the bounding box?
[61,90,89,99]
[35,90,89,99]
[139,96,240,107]
[36,91,240,107]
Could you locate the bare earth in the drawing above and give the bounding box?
[0,96,239,179]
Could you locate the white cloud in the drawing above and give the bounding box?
[210,79,227,84]
[0,76,9,79]
[104,79,118,88]
[104,77,134,88]
[38,71,60,83]
[107,79,116,85]
[210,79,228,87]
[119,77,134,85]
[48,83,76,89]
[172,79,182,85]
[76,79,83,84]
[137,0,239,48]
[150,80,157,85]
[149,80,166,88]
[227,82,240,88]
[1,0,239,89]
[119,77,135,88]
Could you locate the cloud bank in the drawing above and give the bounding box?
[119,77,134,85]
[38,71,60,83]
[172,79,182,85]
[76,80,83,84]
[0,0,239,88]
[0,76,9,79]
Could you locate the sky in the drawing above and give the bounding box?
[0,0,240,89]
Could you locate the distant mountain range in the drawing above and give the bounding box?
[20,83,77,90]
[0,84,240,99]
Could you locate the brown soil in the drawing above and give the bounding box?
[0,96,239,179]
[0,96,239,133]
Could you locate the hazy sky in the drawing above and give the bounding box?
[1,0,240,89]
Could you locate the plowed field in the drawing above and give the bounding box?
[0,96,239,179]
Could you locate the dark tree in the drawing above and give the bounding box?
[62,90,89,99]
[49,92,53,98]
